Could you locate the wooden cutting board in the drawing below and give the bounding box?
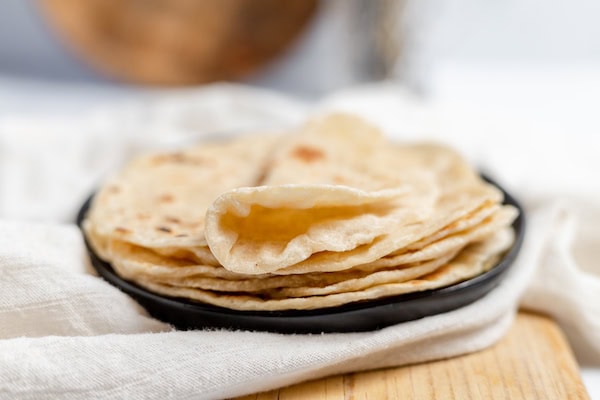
[235,312,589,399]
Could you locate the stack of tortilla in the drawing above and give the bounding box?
[83,114,518,311]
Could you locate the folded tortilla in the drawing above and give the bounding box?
[205,114,502,274]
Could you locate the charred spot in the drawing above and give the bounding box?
[114,227,130,234]
[107,185,121,194]
[158,194,175,203]
[156,226,172,233]
[175,234,188,238]
[291,146,324,163]
[165,216,181,224]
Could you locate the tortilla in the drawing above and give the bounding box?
[354,205,517,271]
[135,228,514,311]
[154,250,458,295]
[85,133,280,250]
[82,112,519,312]
[206,184,432,274]
[205,115,502,274]
[90,205,514,289]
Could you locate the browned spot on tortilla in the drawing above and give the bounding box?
[107,185,121,194]
[114,227,130,234]
[156,226,172,233]
[151,152,186,165]
[165,216,181,224]
[291,146,324,163]
[254,162,272,186]
[151,152,213,166]
[175,234,188,238]
[333,175,347,184]
[136,213,150,220]
[158,194,174,203]
[186,156,215,166]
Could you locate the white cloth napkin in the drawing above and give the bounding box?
[0,84,599,399]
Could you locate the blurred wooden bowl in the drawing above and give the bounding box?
[40,0,318,85]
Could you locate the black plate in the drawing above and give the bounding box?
[77,177,525,334]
